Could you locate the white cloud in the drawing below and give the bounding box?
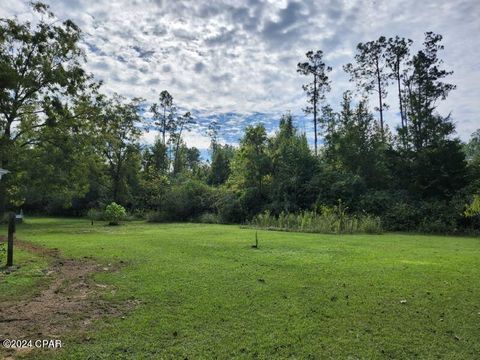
[2,0,479,148]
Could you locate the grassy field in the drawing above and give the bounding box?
[1,218,479,359]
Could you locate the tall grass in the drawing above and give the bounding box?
[250,208,382,234]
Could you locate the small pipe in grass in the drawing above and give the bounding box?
[251,231,259,249]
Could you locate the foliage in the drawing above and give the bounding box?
[344,36,390,134]
[136,168,169,210]
[104,202,127,225]
[380,200,420,232]
[86,208,104,221]
[402,33,456,151]
[464,195,480,218]
[322,92,390,189]
[251,206,382,235]
[145,210,169,223]
[228,124,271,218]
[0,242,5,264]
[208,144,235,185]
[0,2,98,214]
[268,113,317,213]
[150,90,174,146]
[100,95,143,205]
[148,179,215,222]
[214,188,247,224]
[465,129,480,166]
[385,36,413,134]
[196,212,221,224]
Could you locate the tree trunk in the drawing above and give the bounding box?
[313,75,318,156]
[112,152,123,203]
[174,126,184,175]
[375,57,384,137]
[396,66,408,148]
[162,107,166,146]
[0,121,12,216]
[7,212,15,267]
[396,63,405,129]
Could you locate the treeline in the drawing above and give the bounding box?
[1,3,479,233]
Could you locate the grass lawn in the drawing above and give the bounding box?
[1,218,479,359]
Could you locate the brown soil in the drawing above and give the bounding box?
[0,238,136,358]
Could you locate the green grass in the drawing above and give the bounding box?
[2,218,480,359]
[0,248,49,302]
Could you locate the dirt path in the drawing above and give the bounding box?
[0,238,135,358]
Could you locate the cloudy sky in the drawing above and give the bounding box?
[3,0,479,151]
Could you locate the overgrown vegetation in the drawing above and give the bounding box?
[0,3,479,234]
[250,206,382,234]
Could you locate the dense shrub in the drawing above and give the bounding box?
[104,202,127,225]
[381,201,420,231]
[146,210,170,223]
[214,189,247,224]
[87,208,104,221]
[149,180,215,222]
[417,200,461,234]
[464,194,480,218]
[197,212,220,224]
[250,209,382,235]
[0,242,5,264]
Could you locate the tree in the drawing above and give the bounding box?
[385,36,413,138]
[465,129,480,166]
[403,32,456,150]
[228,124,271,217]
[184,147,202,174]
[0,2,97,213]
[407,140,468,199]
[2,87,104,214]
[465,129,480,187]
[297,50,332,155]
[323,92,389,190]
[143,137,169,174]
[207,118,234,185]
[209,144,235,185]
[150,90,174,146]
[464,195,480,218]
[344,36,389,136]
[268,113,316,213]
[207,118,221,149]
[100,95,143,205]
[171,111,195,175]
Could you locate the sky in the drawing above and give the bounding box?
[2,0,480,152]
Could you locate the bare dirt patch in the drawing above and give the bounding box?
[0,239,136,358]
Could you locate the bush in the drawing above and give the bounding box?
[0,242,5,264]
[464,194,480,218]
[417,200,460,234]
[382,201,420,231]
[215,189,247,224]
[250,207,382,235]
[146,210,170,223]
[358,215,383,234]
[86,208,104,221]
[104,202,127,225]
[197,212,220,224]
[150,180,215,222]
